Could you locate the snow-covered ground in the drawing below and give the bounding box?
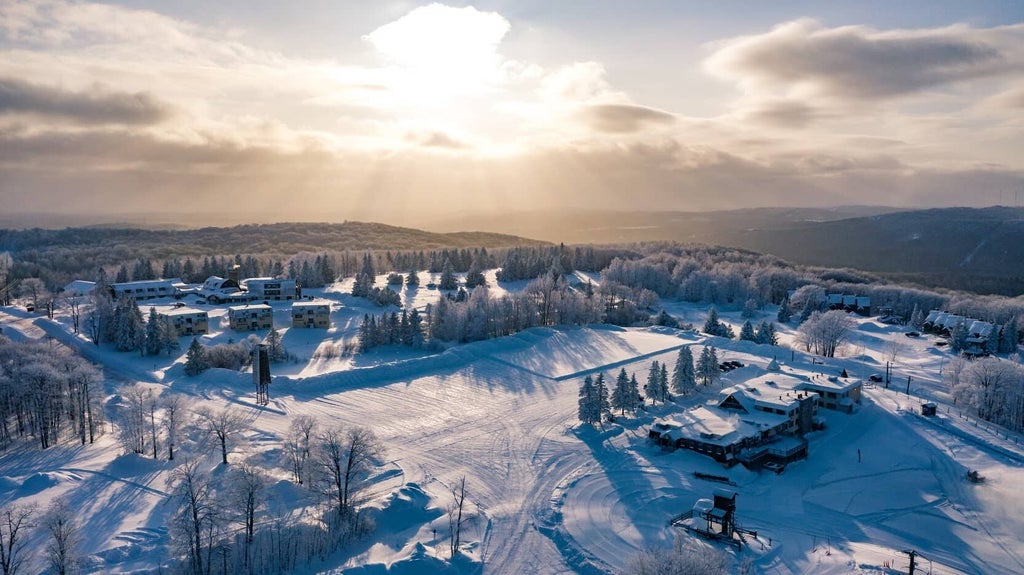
[2,283,1024,574]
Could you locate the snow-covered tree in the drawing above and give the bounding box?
[755,320,778,346]
[285,415,319,486]
[43,497,80,575]
[999,316,1019,354]
[167,460,219,575]
[183,338,207,376]
[578,375,598,424]
[0,503,36,575]
[796,310,855,358]
[114,296,144,352]
[611,369,631,416]
[909,304,925,330]
[145,307,163,356]
[697,346,720,386]
[264,328,287,362]
[439,258,458,291]
[195,407,246,465]
[741,298,758,319]
[672,346,697,396]
[627,536,729,575]
[315,426,385,520]
[777,297,792,323]
[594,372,611,421]
[406,269,420,286]
[646,361,669,403]
[739,320,757,342]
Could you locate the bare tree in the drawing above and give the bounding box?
[62,293,84,334]
[886,340,904,364]
[230,463,268,569]
[448,476,468,559]
[0,504,36,575]
[285,415,318,485]
[117,385,152,455]
[43,498,81,575]
[315,426,385,519]
[18,278,47,312]
[167,460,218,575]
[161,394,187,461]
[796,310,856,358]
[196,407,246,465]
[627,535,729,575]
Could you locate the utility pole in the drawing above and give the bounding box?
[906,374,912,396]
[901,549,918,575]
[885,361,891,389]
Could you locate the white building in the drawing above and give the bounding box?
[242,278,297,301]
[111,279,180,301]
[158,307,209,336]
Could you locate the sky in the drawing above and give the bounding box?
[1,0,1023,225]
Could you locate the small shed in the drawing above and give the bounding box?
[921,402,937,417]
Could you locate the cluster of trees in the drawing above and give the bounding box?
[183,330,287,376]
[357,310,426,351]
[702,307,735,338]
[738,319,778,346]
[795,310,856,358]
[0,338,104,450]
[0,498,90,575]
[948,356,1024,433]
[578,373,610,425]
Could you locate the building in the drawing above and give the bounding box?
[292,300,330,328]
[200,276,248,304]
[650,374,818,466]
[111,279,180,301]
[62,280,96,296]
[228,304,273,331]
[923,310,996,355]
[825,293,871,316]
[158,307,209,337]
[796,376,863,413]
[242,278,298,301]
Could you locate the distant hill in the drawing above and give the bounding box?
[425,206,1024,295]
[0,221,546,258]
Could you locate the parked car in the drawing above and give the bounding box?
[869,374,884,383]
[173,302,186,308]
[905,331,920,338]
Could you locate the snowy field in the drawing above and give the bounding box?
[2,279,1024,574]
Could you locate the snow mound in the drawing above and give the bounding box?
[19,471,60,494]
[341,541,479,574]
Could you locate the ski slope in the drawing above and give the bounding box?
[2,295,1024,574]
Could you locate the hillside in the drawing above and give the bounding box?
[427,206,1024,294]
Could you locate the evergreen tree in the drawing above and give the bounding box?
[659,363,669,402]
[145,307,162,356]
[406,269,420,287]
[741,298,758,319]
[115,296,144,352]
[672,346,697,396]
[999,316,1019,354]
[611,368,630,416]
[578,375,598,425]
[703,307,722,335]
[647,361,662,404]
[799,299,816,324]
[697,346,721,386]
[777,297,792,323]
[115,264,129,283]
[184,338,208,376]
[439,258,458,291]
[464,252,487,289]
[755,321,778,346]
[909,304,925,330]
[593,372,610,422]
[264,328,287,362]
[628,373,641,410]
[739,320,757,342]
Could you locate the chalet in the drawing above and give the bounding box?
[826,293,871,316]
[228,304,273,331]
[650,374,818,466]
[241,277,297,301]
[796,375,862,413]
[158,307,209,337]
[292,300,330,328]
[111,278,180,301]
[200,276,248,304]
[923,310,996,355]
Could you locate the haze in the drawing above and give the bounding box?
[2,1,1023,226]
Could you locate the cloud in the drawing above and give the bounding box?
[405,129,468,149]
[706,19,1024,100]
[0,76,172,125]
[575,104,675,133]
[736,100,827,128]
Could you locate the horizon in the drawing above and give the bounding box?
[2,1,1023,221]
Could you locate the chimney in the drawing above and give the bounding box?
[228,264,240,284]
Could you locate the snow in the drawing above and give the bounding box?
[3,291,1024,574]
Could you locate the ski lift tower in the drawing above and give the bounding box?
[253,344,271,406]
